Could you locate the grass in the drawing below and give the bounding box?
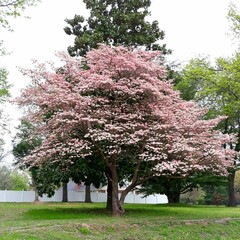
[0,203,240,239]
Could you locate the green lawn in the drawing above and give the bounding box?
[0,202,240,239]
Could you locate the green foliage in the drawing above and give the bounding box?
[12,119,41,160]
[0,165,11,189]
[203,185,228,205]
[9,170,29,190]
[64,0,170,56]
[0,41,11,157]
[176,53,240,206]
[174,58,213,101]
[140,177,198,203]
[0,65,10,153]
[0,0,40,30]
[176,53,240,134]
[228,2,240,47]
[0,165,29,190]
[180,188,206,205]
[140,174,228,204]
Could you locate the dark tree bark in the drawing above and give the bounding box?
[227,171,237,207]
[84,184,92,203]
[109,163,125,216]
[32,181,39,202]
[106,177,113,211]
[105,168,113,211]
[166,191,181,204]
[62,182,68,202]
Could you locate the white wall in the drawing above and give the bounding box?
[0,190,168,204]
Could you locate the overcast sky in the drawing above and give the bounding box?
[0,0,239,160]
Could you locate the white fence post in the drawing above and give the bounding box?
[21,190,24,202]
[4,189,7,202]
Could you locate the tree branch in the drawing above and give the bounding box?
[0,0,23,8]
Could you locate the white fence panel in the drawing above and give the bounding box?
[0,190,6,202]
[39,190,63,202]
[22,191,35,202]
[91,192,107,202]
[0,190,168,204]
[0,190,36,202]
[135,194,147,204]
[68,191,84,202]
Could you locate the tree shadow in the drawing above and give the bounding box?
[24,206,111,220]
[23,203,193,220]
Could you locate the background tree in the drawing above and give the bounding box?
[228,2,240,48]
[140,177,198,204]
[9,169,29,190]
[0,59,10,159]
[0,165,29,190]
[0,165,12,189]
[16,46,236,216]
[64,0,170,57]
[0,0,40,160]
[174,4,240,206]
[175,53,240,206]
[140,174,228,204]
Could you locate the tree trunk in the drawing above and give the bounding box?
[62,182,68,202]
[105,168,113,211]
[110,165,124,216]
[227,171,236,207]
[166,191,180,203]
[32,180,40,202]
[34,190,39,202]
[106,176,113,211]
[84,184,92,203]
[111,179,123,216]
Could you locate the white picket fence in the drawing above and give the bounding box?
[0,190,168,204]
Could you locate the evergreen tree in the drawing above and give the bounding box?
[64,0,170,57]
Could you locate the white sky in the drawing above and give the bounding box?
[1,0,239,93]
[0,0,239,162]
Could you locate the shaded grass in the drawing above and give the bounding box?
[1,203,240,239]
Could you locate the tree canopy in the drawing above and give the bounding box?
[15,45,237,215]
[64,0,170,57]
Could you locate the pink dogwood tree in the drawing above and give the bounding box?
[16,45,237,216]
